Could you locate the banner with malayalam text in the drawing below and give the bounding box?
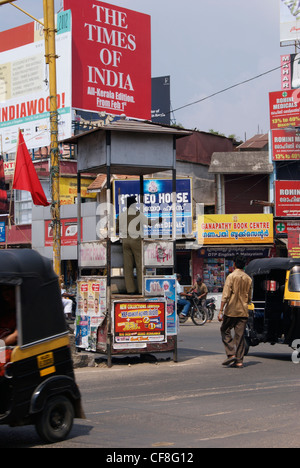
[197,214,274,245]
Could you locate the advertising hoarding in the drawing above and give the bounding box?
[269,90,300,129]
[272,128,300,160]
[113,300,167,347]
[275,180,300,217]
[114,178,192,237]
[281,54,300,90]
[280,0,300,43]
[0,11,72,152]
[151,76,171,125]
[64,0,151,120]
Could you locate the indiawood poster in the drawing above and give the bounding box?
[0,10,72,152]
[64,0,151,120]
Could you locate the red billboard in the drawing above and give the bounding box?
[64,0,151,120]
[269,90,300,129]
[272,129,300,161]
[275,180,300,217]
[113,301,166,345]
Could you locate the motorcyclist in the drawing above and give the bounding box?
[190,276,208,305]
[176,273,191,319]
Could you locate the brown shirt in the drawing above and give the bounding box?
[192,282,208,297]
[221,268,252,318]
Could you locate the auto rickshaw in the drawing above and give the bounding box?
[0,249,84,443]
[244,257,300,354]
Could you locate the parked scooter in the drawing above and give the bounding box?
[206,297,216,321]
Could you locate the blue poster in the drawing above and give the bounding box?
[114,178,192,237]
[0,222,5,242]
[144,276,177,335]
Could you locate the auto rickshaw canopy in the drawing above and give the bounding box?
[0,249,67,347]
[245,258,300,277]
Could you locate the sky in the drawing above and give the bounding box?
[0,0,292,141]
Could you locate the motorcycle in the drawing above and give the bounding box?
[206,297,216,321]
[177,292,208,326]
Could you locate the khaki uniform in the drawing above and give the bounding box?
[118,208,151,294]
[220,268,252,364]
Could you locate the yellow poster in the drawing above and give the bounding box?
[60,178,96,205]
[197,214,274,245]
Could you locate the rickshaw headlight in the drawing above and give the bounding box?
[289,300,300,307]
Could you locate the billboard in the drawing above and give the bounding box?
[151,76,171,125]
[281,54,300,90]
[0,10,72,153]
[280,0,300,43]
[269,90,300,129]
[272,128,300,160]
[275,180,300,217]
[64,0,151,120]
[114,178,192,237]
[113,300,167,347]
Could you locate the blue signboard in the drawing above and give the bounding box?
[0,221,5,242]
[114,179,192,237]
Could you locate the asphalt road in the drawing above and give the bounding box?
[1,320,300,449]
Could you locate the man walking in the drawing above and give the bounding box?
[218,256,252,368]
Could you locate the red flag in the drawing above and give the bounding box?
[13,131,50,207]
[0,155,8,213]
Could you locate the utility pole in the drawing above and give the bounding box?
[43,0,61,278]
[0,0,61,277]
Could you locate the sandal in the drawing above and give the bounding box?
[222,356,236,366]
[231,363,244,368]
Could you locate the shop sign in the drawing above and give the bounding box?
[113,301,166,348]
[275,220,300,235]
[275,180,300,217]
[288,231,300,258]
[269,90,300,129]
[272,128,300,161]
[0,222,5,242]
[197,247,271,259]
[197,214,274,245]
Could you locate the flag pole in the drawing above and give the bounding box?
[7,130,20,232]
[44,0,61,277]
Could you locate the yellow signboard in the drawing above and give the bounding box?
[197,214,274,245]
[60,178,96,205]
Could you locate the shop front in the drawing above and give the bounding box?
[194,213,275,295]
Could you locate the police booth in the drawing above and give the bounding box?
[66,119,191,366]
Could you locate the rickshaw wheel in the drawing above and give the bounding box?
[35,395,74,443]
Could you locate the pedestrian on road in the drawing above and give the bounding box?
[218,256,252,368]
